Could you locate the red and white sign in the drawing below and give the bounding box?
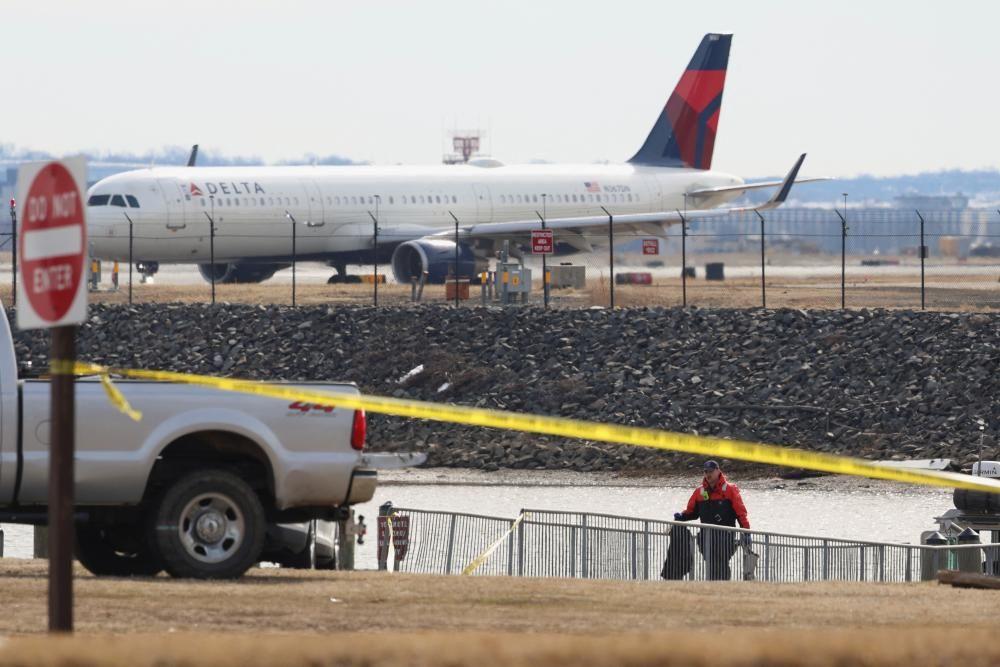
[531,229,554,255]
[642,238,660,255]
[16,158,88,330]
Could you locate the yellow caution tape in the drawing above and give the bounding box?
[98,373,143,422]
[53,361,1000,495]
[462,512,529,576]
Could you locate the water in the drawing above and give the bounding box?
[0,473,963,570]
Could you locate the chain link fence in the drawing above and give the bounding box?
[64,208,1000,311]
[382,506,1000,583]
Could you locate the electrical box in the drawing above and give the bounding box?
[494,263,532,293]
[548,265,586,289]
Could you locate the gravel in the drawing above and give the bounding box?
[9,304,999,474]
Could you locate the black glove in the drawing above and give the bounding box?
[673,512,684,521]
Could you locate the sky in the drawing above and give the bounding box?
[2,0,998,177]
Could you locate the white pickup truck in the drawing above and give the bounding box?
[0,309,376,578]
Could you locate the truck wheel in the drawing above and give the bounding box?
[150,469,266,579]
[76,525,163,577]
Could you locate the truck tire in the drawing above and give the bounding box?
[76,525,163,577]
[149,469,266,579]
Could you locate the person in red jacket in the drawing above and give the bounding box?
[673,460,751,580]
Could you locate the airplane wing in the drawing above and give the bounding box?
[442,154,814,246]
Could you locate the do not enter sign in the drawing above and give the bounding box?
[17,158,88,330]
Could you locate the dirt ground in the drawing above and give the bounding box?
[1,272,998,311]
[0,560,998,665]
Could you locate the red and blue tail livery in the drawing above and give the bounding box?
[629,33,732,170]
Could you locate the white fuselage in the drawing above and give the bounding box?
[86,162,743,264]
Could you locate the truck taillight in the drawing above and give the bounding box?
[351,409,366,451]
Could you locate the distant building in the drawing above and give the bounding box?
[893,193,969,210]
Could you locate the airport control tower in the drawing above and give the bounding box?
[443,130,484,164]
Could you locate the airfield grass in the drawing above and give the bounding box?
[0,559,998,665]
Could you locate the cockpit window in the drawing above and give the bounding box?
[110,195,126,207]
[125,195,139,208]
[88,194,110,206]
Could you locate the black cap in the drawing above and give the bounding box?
[703,460,720,471]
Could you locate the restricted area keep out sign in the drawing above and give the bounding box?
[642,238,660,255]
[17,157,88,330]
[531,229,553,255]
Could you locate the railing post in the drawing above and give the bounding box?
[581,515,589,579]
[444,514,457,574]
[570,526,577,578]
[630,532,638,580]
[859,546,866,582]
[517,517,525,577]
[905,546,913,582]
[803,545,810,582]
[764,534,771,582]
[878,545,885,582]
[507,519,515,577]
[642,520,650,581]
[822,540,830,581]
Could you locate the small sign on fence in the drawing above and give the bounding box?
[531,229,553,255]
[642,238,660,255]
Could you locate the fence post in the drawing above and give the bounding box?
[124,212,134,305]
[803,545,810,582]
[834,208,847,309]
[450,212,460,307]
[859,546,866,582]
[601,206,614,309]
[916,210,926,310]
[368,210,379,307]
[535,211,549,309]
[8,198,16,306]
[678,209,688,307]
[204,207,216,306]
[581,514,589,579]
[754,210,766,308]
[822,540,830,581]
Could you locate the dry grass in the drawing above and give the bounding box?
[0,560,997,665]
[3,273,996,311]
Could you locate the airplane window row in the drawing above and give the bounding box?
[88,194,140,208]
[498,193,636,205]
[199,196,299,208]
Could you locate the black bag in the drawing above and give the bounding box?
[660,523,693,580]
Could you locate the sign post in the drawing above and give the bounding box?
[17,157,88,633]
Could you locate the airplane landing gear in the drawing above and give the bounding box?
[327,262,361,284]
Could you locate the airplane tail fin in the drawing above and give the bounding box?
[628,33,732,170]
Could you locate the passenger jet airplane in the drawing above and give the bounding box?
[85,33,823,284]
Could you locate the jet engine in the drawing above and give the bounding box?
[390,239,484,284]
[197,262,288,284]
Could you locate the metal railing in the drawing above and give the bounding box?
[385,506,1000,583]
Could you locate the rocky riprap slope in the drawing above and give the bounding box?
[9,304,999,473]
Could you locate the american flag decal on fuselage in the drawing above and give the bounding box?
[584,181,600,193]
